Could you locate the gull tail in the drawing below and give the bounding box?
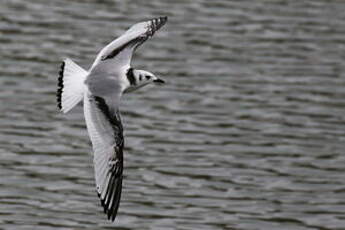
[57,58,88,113]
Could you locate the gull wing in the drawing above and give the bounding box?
[89,16,168,71]
[83,92,124,221]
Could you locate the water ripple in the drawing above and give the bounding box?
[1,0,345,229]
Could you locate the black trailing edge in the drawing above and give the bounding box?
[56,61,65,110]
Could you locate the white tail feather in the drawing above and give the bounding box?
[57,58,88,113]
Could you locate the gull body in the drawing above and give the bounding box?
[56,17,168,221]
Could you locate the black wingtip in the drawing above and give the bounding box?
[157,16,168,23]
[157,16,168,28]
[56,61,65,110]
[148,16,168,36]
[96,176,123,222]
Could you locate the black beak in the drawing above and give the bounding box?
[153,78,165,84]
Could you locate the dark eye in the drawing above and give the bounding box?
[139,75,142,81]
[145,75,150,80]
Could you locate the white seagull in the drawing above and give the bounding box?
[56,17,168,221]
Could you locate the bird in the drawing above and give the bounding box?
[56,16,168,221]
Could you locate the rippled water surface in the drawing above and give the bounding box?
[1,0,345,229]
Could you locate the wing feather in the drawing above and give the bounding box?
[83,92,124,221]
[90,16,168,70]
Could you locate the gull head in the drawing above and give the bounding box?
[124,68,165,93]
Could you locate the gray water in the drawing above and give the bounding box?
[1,0,345,229]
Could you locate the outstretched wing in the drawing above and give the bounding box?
[83,92,124,221]
[89,16,168,71]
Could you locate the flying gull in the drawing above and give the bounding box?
[56,17,168,221]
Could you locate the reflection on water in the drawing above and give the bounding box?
[1,0,345,229]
